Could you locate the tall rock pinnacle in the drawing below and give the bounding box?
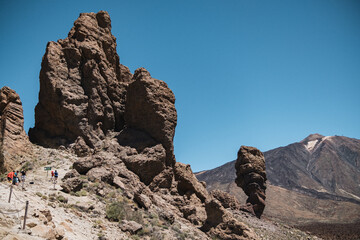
[0,87,31,173]
[29,11,132,149]
[29,11,177,167]
[235,146,267,218]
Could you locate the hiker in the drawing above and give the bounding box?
[21,170,26,182]
[16,170,20,182]
[12,174,19,186]
[54,170,58,182]
[51,170,54,181]
[20,170,26,190]
[7,170,15,182]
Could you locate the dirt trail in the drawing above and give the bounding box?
[0,146,128,240]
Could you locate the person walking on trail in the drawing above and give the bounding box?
[16,171,20,182]
[21,170,26,189]
[51,170,54,181]
[54,170,58,182]
[12,173,19,186]
[21,170,26,181]
[7,170,15,183]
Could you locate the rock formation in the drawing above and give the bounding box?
[125,68,177,166]
[210,189,241,210]
[0,86,31,173]
[29,11,132,149]
[235,146,267,218]
[29,11,259,239]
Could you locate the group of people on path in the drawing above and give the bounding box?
[51,170,59,182]
[6,169,59,186]
[7,170,26,186]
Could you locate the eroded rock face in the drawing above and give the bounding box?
[0,87,31,173]
[29,11,177,185]
[201,199,258,240]
[29,11,132,149]
[235,146,267,218]
[210,189,241,210]
[125,68,177,166]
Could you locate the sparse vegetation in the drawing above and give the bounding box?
[75,189,88,197]
[21,161,34,171]
[70,189,88,197]
[56,194,68,203]
[105,198,143,224]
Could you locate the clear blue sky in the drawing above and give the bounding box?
[1,0,359,172]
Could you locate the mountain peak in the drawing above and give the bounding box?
[301,133,325,143]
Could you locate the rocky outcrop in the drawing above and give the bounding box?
[29,10,177,184]
[28,11,259,240]
[210,189,241,210]
[174,162,209,202]
[125,68,177,166]
[0,86,31,173]
[29,11,132,149]
[201,198,258,240]
[235,146,267,218]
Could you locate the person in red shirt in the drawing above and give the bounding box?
[51,170,54,181]
[7,170,15,182]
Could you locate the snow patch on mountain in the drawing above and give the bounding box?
[305,140,318,151]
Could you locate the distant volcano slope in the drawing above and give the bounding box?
[196,134,360,224]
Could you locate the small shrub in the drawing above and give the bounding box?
[49,195,56,202]
[106,201,127,221]
[71,190,88,197]
[41,195,48,200]
[22,161,34,171]
[36,192,43,197]
[105,199,143,224]
[77,190,88,196]
[56,195,68,203]
[106,191,116,199]
[59,203,72,208]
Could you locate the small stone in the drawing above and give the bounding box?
[119,220,142,234]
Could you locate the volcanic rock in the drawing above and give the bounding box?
[119,220,142,234]
[29,11,132,149]
[201,198,258,240]
[26,11,260,240]
[235,146,267,218]
[174,162,209,202]
[61,177,84,193]
[210,189,241,210]
[0,86,31,173]
[125,68,177,166]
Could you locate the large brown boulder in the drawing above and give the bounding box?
[201,198,258,240]
[210,189,241,210]
[173,162,209,202]
[0,86,31,173]
[235,146,267,218]
[29,11,132,149]
[125,68,177,166]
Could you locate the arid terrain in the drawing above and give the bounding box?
[0,144,322,240]
[0,11,330,240]
[1,10,359,240]
[196,134,360,239]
